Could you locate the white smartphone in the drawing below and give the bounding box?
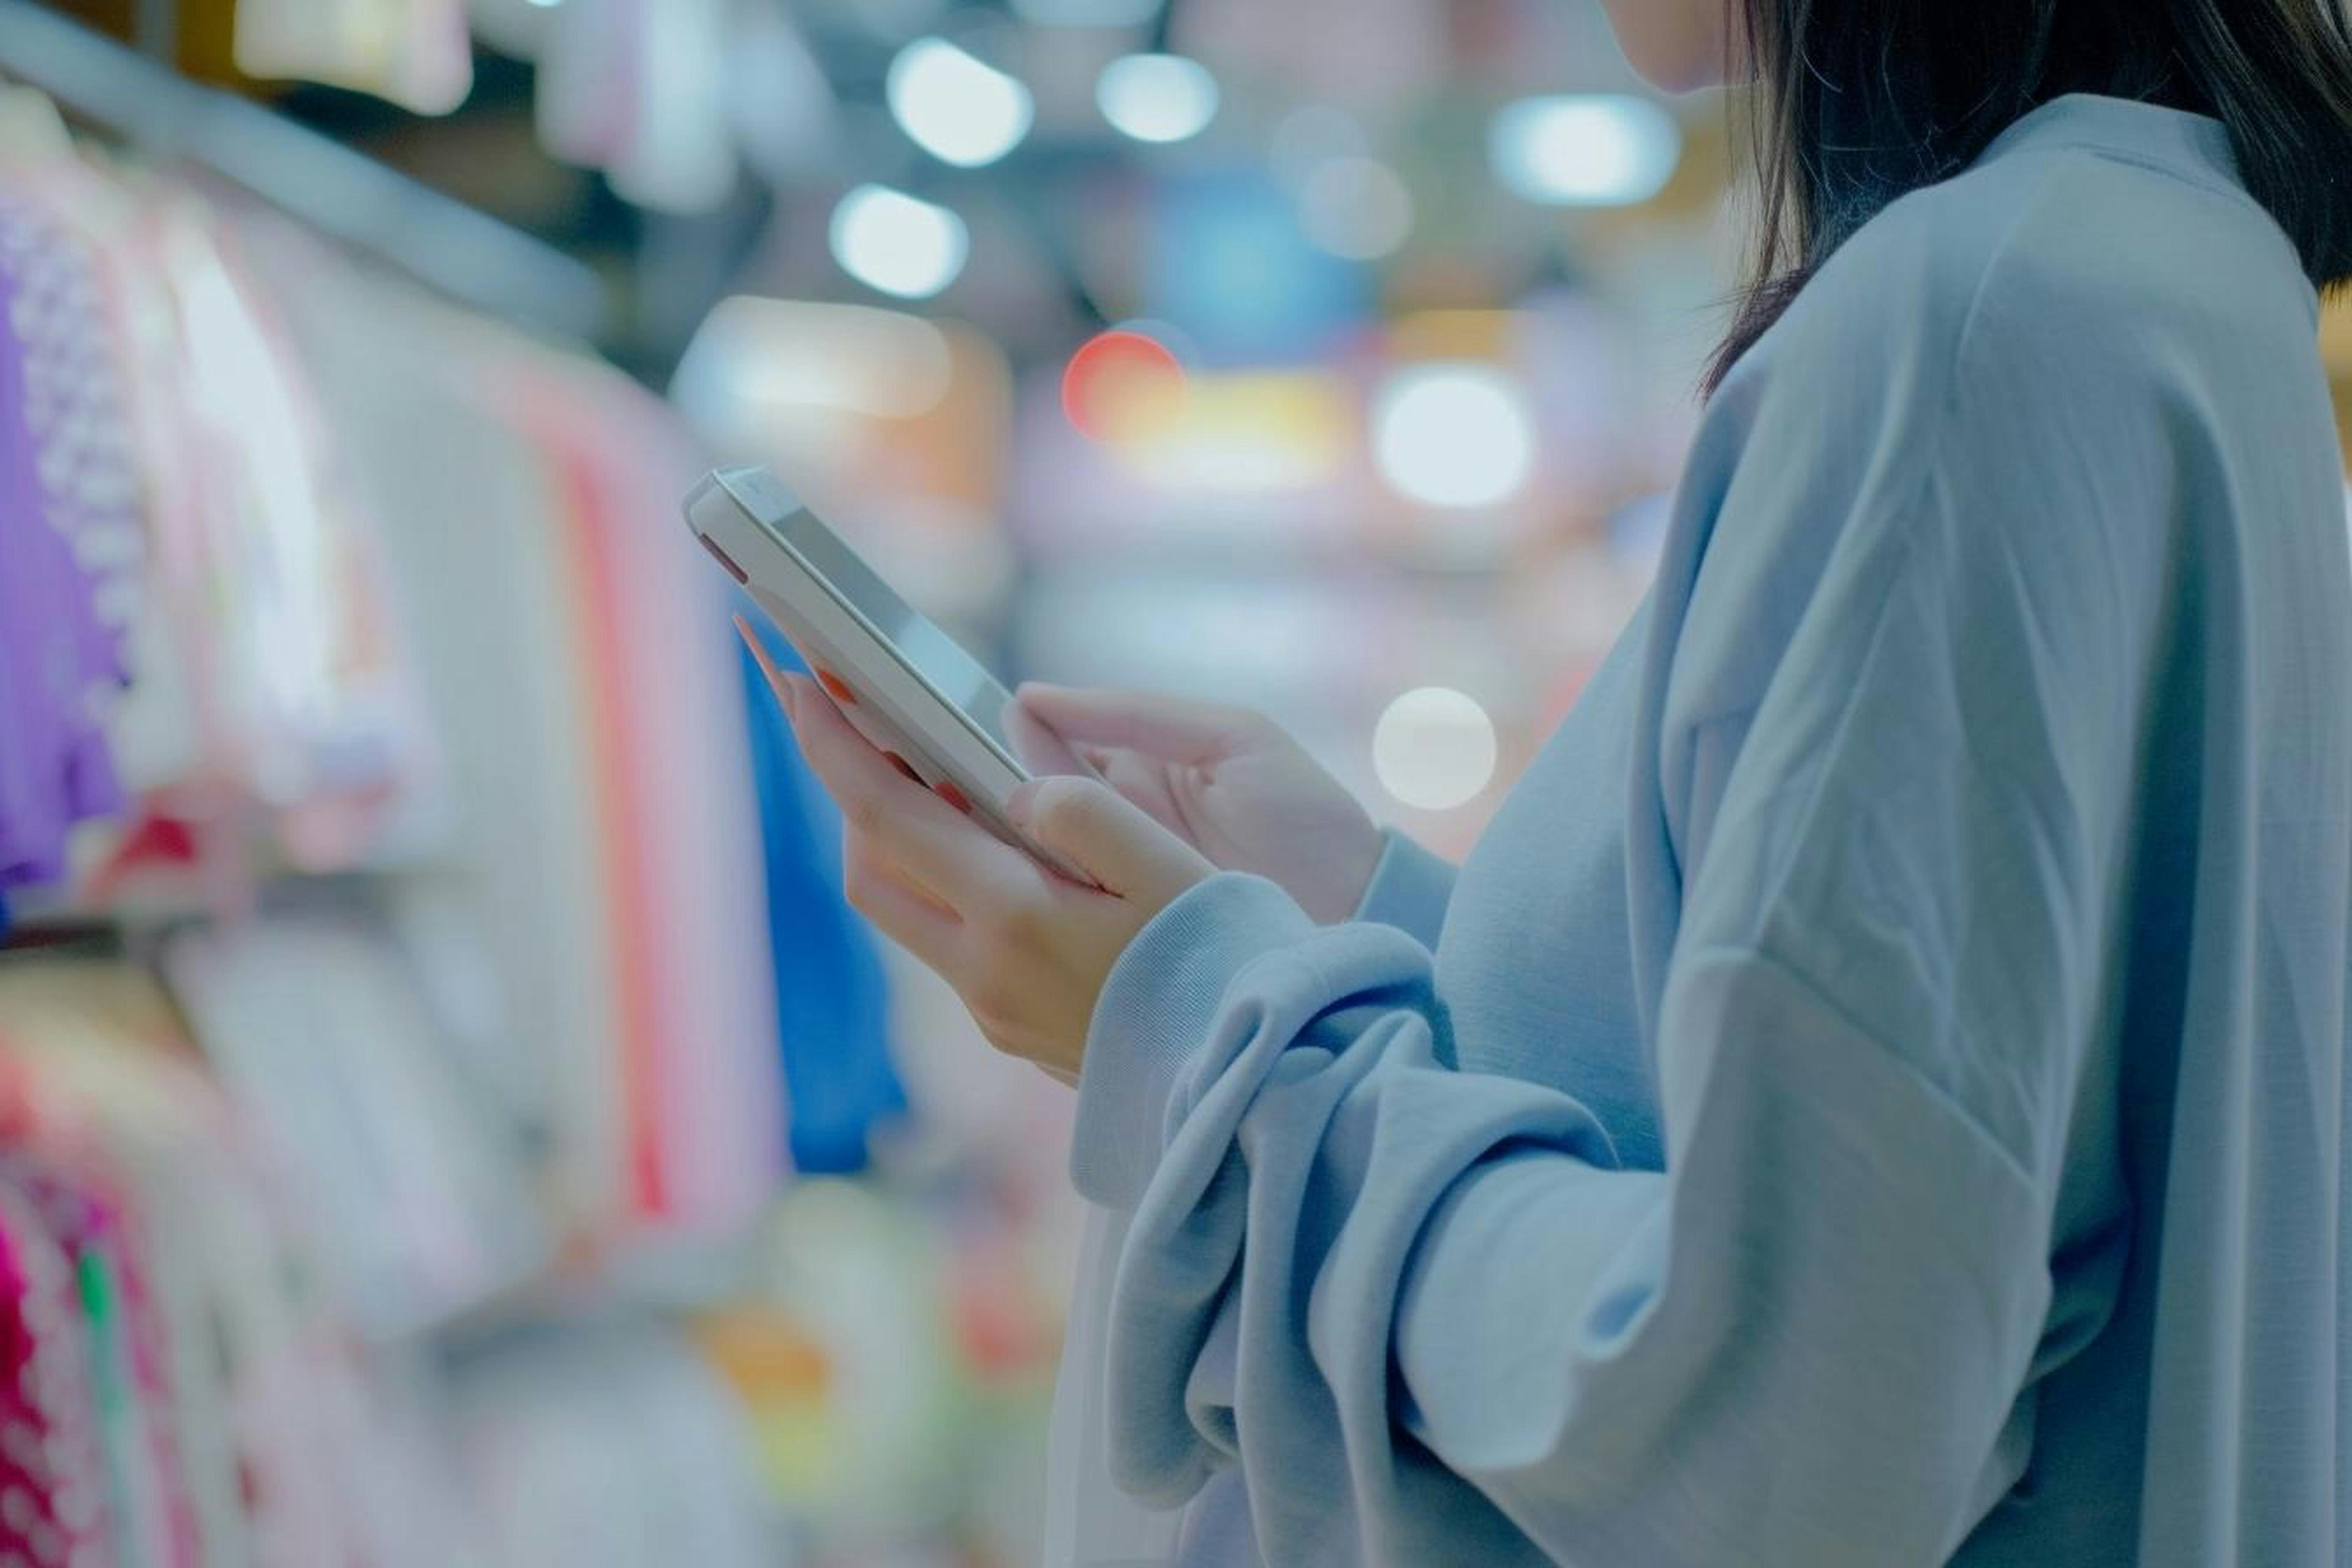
[684,466,1095,884]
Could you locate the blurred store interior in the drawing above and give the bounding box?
[1,1,2348,1564]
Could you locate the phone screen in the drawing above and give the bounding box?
[733,477,1019,760]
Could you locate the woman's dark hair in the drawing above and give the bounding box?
[1709,0,2352,393]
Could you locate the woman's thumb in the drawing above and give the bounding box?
[1008,775,1210,896]
[1003,696,1094,777]
[1012,684,1241,765]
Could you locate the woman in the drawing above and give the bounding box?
[751,1,2352,1561]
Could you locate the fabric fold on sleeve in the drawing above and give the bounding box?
[1072,873,1319,1211]
[1348,828,1458,948]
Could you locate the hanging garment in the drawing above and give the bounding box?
[0,195,129,903]
[0,1174,112,1568]
[733,609,903,1174]
[158,912,548,1340]
[147,199,432,871]
[225,219,630,1232]
[0,187,143,648]
[0,962,247,1568]
[0,1155,196,1568]
[232,209,785,1238]
[0,956,481,1568]
[510,356,782,1234]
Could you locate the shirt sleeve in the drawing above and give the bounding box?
[1070,242,2160,1564]
[1348,827,1457,946]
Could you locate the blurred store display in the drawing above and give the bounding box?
[11,0,2343,1564]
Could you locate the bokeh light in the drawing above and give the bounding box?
[1488,95,1681,207]
[829,184,970,299]
[1298,156,1413,260]
[1373,687,1498,811]
[886,38,1034,168]
[1371,363,1536,509]
[1096,54,1220,145]
[1061,328,1186,440]
[672,298,955,431]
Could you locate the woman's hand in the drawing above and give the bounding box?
[739,622,1212,1083]
[1006,685,1383,925]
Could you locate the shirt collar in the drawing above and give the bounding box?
[1979,92,2240,188]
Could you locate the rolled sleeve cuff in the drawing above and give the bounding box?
[1349,827,1458,948]
[1069,873,1316,1210]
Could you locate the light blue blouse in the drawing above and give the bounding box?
[1066,95,2352,1566]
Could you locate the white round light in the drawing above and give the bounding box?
[829,185,970,300]
[887,37,1035,168]
[1371,363,1536,510]
[1096,54,1219,145]
[1488,95,1681,207]
[1373,688,1498,812]
[1298,156,1413,260]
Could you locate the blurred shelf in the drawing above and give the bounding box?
[0,0,612,339]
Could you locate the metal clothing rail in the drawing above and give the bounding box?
[0,0,611,341]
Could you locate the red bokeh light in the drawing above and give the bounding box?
[1061,329,1185,440]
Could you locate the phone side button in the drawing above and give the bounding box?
[698,533,750,584]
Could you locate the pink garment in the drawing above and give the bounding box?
[508,360,780,1234]
[0,1175,111,1568]
[1,1155,199,1568]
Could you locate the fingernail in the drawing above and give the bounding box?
[934,778,971,813]
[816,668,856,706]
[884,752,921,783]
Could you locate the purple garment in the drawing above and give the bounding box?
[0,237,124,891]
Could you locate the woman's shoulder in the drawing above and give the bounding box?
[1732,123,2318,429]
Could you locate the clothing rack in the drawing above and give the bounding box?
[0,0,610,341]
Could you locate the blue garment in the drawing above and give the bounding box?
[735,603,906,1173]
[1065,96,2351,1566]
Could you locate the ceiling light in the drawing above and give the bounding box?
[1488,95,1681,207]
[829,185,970,300]
[1096,53,1219,145]
[887,37,1033,168]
